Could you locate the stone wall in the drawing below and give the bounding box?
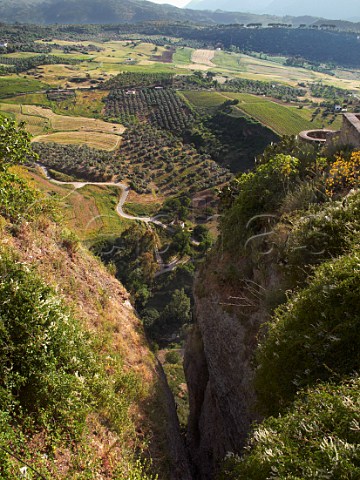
[339,114,360,147]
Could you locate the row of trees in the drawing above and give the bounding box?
[33,123,231,196]
[220,78,305,101]
[103,72,174,90]
[0,54,81,74]
[105,87,195,134]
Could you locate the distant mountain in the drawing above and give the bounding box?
[267,0,360,20]
[186,0,360,21]
[0,0,317,25]
[186,0,270,13]
[0,0,357,26]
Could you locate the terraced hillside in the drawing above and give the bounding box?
[33,124,232,195]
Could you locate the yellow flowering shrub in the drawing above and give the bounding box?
[326,150,360,197]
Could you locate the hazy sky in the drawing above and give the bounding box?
[151,0,189,7]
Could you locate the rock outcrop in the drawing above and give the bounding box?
[184,251,280,478]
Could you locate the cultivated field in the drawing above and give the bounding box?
[0,101,125,148]
[181,91,227,109]
[0,102,50,134]
[3,90,107,118]
[233,54,360,96]
[2,39,358,96]
[222,92,325,135]
[212,51,243,71]
[32,131,122,150]
[0,76,49,98]
[191,49,215,67]
[22,105,125,134]
[182,90,342,136]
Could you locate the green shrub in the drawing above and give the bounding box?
[255,251,360,416]
[221,154,300,251]
[165,350,181,365]
[284,190,360,279]
[219,378,360,480]
[280,179,324,214]
[60,227,80,256]
[0,252,97,433]
[0,250,146,476]
[0,116,54,224]
[0,170,52,223]
[0,115,36,170]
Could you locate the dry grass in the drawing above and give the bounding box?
[0,102,51,134]
[22,105,125,134]
[191,49,215,67]
[17,113,50,135]
[32,131,122,150]
[127,189,165,205]
[0,102,21,113]
[0,101,125,148]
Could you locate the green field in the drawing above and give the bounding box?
[213,51,243,71]
[0,76,49,98]
[3,92,53,106]
[290,106,343,131]
[181,91,226,109]
[173,47,194,65]
[1,52,43,59]
[52,90,107,117]
[123,202,161,217]
[182,90,340,136]
[224,93,316,135]
[78,184,130,240]
[224,93,269,104]
[98,63,187,74]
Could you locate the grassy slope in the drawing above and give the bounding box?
[25,168,130,241]
[228,94,315,135]
[213,51,244,71]
[183,90,321,136]
[173,47,194,65]
[2,90,107,117]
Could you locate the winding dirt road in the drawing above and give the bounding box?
[38,164,186,275]
[38,164,169,225]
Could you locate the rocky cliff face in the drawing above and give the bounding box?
[184,250,280,478]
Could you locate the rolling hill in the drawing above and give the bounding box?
[186,0,360,21]
[0,0,317,25]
